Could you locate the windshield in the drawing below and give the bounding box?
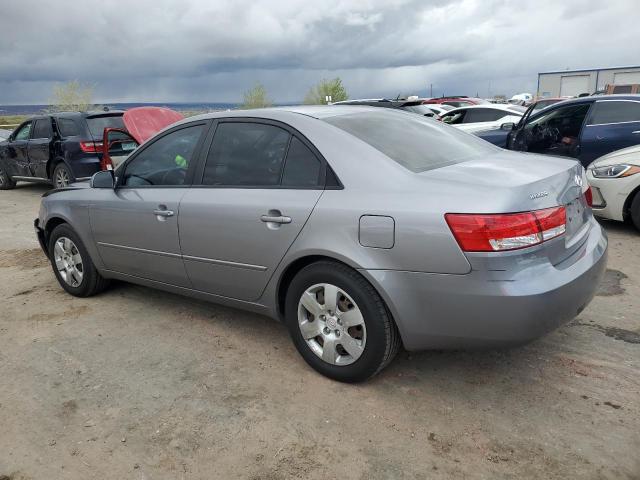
[323,110,497,173]
[86,114,125,138]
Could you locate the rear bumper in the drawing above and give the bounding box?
[363,218,608,351]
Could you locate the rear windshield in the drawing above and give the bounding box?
[323,110,497,173]
[86,115,125,138]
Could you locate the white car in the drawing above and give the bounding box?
[401,103,454,118]
[587,145,640,231]
[440,105,526,133]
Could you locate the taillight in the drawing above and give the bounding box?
[79,141,104,153]
[584,186,593,207]
[445,207,566,252]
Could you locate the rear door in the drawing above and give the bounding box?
[580,99,640,165]
[3,121,33,177]
[89,122,208,287]
[179,119,326,301]
[27,118,53,178]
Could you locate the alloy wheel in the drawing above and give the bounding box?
[55,168,70,188]
[53,237,84,287]
[297,283,367,366]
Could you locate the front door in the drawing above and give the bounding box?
[512,102,592,159]
[27,118,53,178]
[179,120,326,301]
[4,121,33,177]
[89,123,207,287]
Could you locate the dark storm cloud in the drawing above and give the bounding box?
[0,0,638,104]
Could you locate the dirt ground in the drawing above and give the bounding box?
[0,183,639,480]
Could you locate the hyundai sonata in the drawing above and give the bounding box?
[35,106,608,382]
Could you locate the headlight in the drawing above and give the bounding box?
[590,164,640,178]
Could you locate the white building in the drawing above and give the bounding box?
[537,66,640,97]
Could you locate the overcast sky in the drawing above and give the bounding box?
[1,0,639,105]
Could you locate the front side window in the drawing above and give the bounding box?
[122,125,204,187]
[441,110,467,124]
[14,122,32,141]
[324,110,496,173]
[32,119,52,139]
[525,103,590,136]
[587,101,640,125]
[202,122,290,186]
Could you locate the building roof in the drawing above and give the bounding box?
[539,66,640,75]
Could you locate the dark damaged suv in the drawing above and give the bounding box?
[0,110,126,189]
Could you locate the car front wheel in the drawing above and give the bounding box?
[0,166,16,190]
[285,261,401,382]
[48,223,110,297]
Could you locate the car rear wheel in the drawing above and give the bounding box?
[52,163,74,189]
[48,224,110,297]
[630,191,640,232]
[0,166,16,190]
[284,261,401,382]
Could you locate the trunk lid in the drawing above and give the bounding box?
[423,151,591,265]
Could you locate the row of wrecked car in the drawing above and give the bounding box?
[1,95,640,230]
[0,107,183,189]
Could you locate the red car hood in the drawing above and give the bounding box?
[123,107,184,144]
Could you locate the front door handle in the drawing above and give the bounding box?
[261,214,291,224]
[632,130,640,134]
[153,205,174,219]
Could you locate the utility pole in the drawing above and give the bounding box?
[429,83,433,98]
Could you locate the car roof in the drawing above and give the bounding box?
[545,94,640,106]
[444,104,524,113]
[177,105,403,126]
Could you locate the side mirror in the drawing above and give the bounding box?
[500,122,516,131]
[90,170,115,189]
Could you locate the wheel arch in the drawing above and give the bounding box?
[274,254,403,346]
[623,183,640,221]
[47,156,66,179]
[43,216,69,247]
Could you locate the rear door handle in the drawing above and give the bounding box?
[632,130,640,134]
[260,215,291,224]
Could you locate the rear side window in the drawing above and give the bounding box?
[202,122,290,186]
[281,137,321,187]
[86,115,125,138]
[324,110,497,173]
[463,108,508,123]
[32,119,52,139]
[588,101,640,125]
[57,118,80,137]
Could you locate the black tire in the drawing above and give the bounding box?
[0,166,16,190]
[52,162,75,189]
[284,261,401,382]
[630,191,640,232]
[48,223,110,297]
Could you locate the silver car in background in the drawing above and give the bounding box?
[35,106,608,382]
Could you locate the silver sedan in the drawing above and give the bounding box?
[35,106,607,382]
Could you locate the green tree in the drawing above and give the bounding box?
[241,83,273,109]
[303,77,348,105]
[49,80,95,112]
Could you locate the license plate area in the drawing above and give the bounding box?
[565,198,588,240]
